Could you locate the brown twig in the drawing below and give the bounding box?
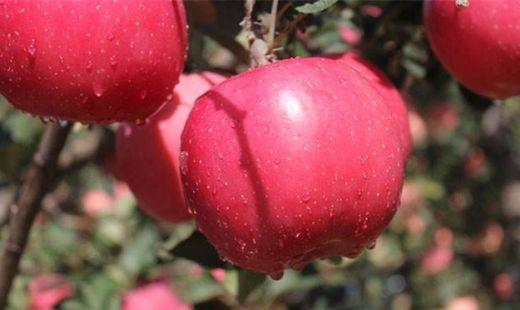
[0,123,72,309]
[267,0,279,48]
[242,0,281,67]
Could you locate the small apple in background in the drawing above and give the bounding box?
[28,274,73,310]
[326,53,412,158]
[424,0,520,99]
[181,57,406,279]
[446,296,480,310]
[115,72,227,222]
[0,0,187,123]
[420,228,454,275]
[122,280,190,310]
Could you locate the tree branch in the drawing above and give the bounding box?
[0,123,72,309]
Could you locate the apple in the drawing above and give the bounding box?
[180,57,406,278]
[326,53,412,158]
[122,280,190,310]
[0,0,187,123]
[28,274,73,310]
[423,0,520,99]
[115,72,227,222]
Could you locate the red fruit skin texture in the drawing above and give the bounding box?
[181,58,405,278]
[423,0,520,99]
[327,53,412,158]
[0,0,187,123]
[116,72,227,222]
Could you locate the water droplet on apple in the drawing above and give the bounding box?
[240,194,248,205]
[291,261,306,271]
[58,120,69,127]
[269,271,283,280]
[301,192,311,203]
[86,61,93,73]
[92,82,104,97]
[107,32,115,41]
[140,89,147,100]
[109,56,118,69]
[26,40,36,58]
[179,151,189,176]
[366,240,376,250]
[134,118,146,126]
[39,116,50,124]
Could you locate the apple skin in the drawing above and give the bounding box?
[115,72,227,222]
[0,0,187,123]
[326,53,412,158]
[180,58,405,278]
[423,0,520,99]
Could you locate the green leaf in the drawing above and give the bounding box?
[119,224,160,276]
[237,269,266,304]
[79,275,121,310]
[296,0,338,14]
[168,232,225,269]
[157,222,196,260]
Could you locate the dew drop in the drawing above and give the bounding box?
[140,89,147,100]
[179,151,189,176]
[58,120,69,127]
[26,40,36,57]
[107,32,115,41]
[85,61,93,73]
[301,192,311,203]
[134,118,146,126]
[366,240,376,250]
[92,82,104,97]
[240,194,248,205]
[269,271,283,280]
[291,262,306,271]
[109,56,118,69]
[39,116,50,124]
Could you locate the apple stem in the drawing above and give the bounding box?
[0,123,72,309]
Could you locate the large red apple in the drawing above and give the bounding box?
[423,0,520,99]
[327,53,412,158]
[0,0,187,123]
[180,58,406,278]
[115,72,227,222]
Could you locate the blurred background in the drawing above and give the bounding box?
[0,1,519,309]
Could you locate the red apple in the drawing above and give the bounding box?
[180,58,405,278]
[28,274,73,310]
[115,72,227,222]
[326,53,412,158]
[424,0,520,99]
[0,0,187,123]
[122,280,190,310]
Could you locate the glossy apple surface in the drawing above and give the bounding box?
[424,0,520,99]
[0,0,187,123]
[327,53,412,157]
[181,58,405,278]
[115,72,226,222]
